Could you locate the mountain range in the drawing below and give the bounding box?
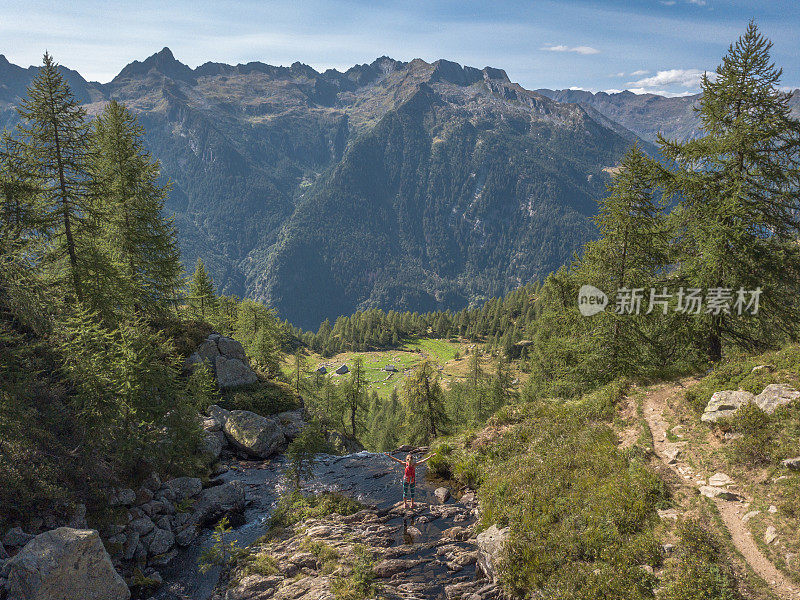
[5,49,794,328]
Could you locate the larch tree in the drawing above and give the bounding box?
[659,21,800,360]
[187,258,218,318]
[16,53,102,307]
[92,100,181,314]
[402,360,448,444]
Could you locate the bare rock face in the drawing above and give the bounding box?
[6,527,130,600]
[223,410,285,458]
[163,477,203,503]
[215,356,259,389]
[701,384,800,422]
[701,390,756,422]
[475,524,509,582]
[192,482,246,527]
[217,336,248,361]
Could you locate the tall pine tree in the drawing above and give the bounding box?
[660,22,800,360]
[93,100,181,313]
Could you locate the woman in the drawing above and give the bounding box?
[385,452,432,509]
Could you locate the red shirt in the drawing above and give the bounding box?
[404,463,415,483]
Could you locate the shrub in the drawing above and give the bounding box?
[726,402,774,466]
[268,491,363,531]
[220,380,301,415]
[331,544,380,600]
[659,519,740,600]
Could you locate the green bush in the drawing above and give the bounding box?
[725,402,774,466]
[331,544,380,600]
[268,491,363,531]
[220,380,301,415]
[659,519,740,600]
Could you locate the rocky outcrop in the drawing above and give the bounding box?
[6,527,130,600]
[222,499,496,600]
[185,334,259,389]
[223,410,286,458]
[701,384,800,422]
[475,525,509,583]
[191,482,246,527]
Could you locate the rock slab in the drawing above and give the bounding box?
[224,410,285,458]
[475,525,509,583]
[6,527,130,600]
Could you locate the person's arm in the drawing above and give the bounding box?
[417,454,434,464]
[384,452,405,464]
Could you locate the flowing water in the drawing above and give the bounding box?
[152,452,467,600]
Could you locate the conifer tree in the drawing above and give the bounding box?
[402,360,448,444]
[93,100,181,313]
[16,53,101,306]
[188,258,218,318]
[343,357,367,439]
[659,21,800,360]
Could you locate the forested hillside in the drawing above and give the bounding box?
[0,52,640,328]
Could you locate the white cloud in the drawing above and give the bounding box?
[626,87,698,97]
[630,69,649,76]
[541,44,600,55]
[660,1,676,5]
[687,0,706,5]
[628,68,708,89]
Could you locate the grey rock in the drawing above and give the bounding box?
[129,517,155,537]
[751,364,774,374]
[144,528,174,556]
[701,390,756,422]
[136,487,154,506]
[434,487,451,503]
[708,472,734,487]
[6,527,130,600]
[217,337,247,361]
[147,549,177,567]
[155,516,171,532]
[475,524,508,582]
[207,405,231,429]
[123,531,139,561]
[175,526,197,547]
[755,384,800,413]
[108,488,136,507]
[277,410,305,440]
[699,485,740,501]
[203,417,221,432]
[223,410,285,458]
[765,526,778,544]
[163,477,203,503]
[3,527,34,548]
[782,457,800,471]
[142,472,161,492]
[192,482,246,527]
[215,356,258,389]
[202,431,226,458]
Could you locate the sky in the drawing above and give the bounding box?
[1,0,798,97]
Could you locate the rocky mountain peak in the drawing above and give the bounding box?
[112,46,194,83]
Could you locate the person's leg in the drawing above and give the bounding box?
[409,482,415,508]
[403,481,409,508]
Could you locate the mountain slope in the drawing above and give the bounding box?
[1,50,643,328]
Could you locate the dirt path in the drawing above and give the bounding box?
[642,379,799,600]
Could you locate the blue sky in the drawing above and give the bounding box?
[1,0,798,96]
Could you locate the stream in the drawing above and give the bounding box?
[151,451,465,600]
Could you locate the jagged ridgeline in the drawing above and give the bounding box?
[1,51,646,329]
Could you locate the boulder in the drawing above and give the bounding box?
[217,337,247,361]
[143,527,174,556]
[708,472,734,487]
[175,526,198,547]
[207,405,231,429]
[754,384,800,413]
[277,410,305,440]
[192,482,246,527]
[129,517,155,537]
[108,488,136,507]
[223,410,285,458]
[765,526,778,544]
[3,527,34,548]
[475,525,509,582]
[751,364,774,374]
[701,390,756,422]
[782,457,800,471]
[202,431,226,459]
[434,487,451,503]
[702,384,800,422]
[6,527,130,600]
[163,477,203,503]
[699,486,740,501]
[215,356,258,389]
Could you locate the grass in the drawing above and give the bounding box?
[219,379,302,415]
[268,491,364,532]
[297,337,524,399]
